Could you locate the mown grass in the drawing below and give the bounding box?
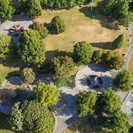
[36,4,128,60]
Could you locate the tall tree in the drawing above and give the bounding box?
[114,70,133,92]
[73,41,93,64]
[33,82,60,107]
[19,29,46,67]
[20,68,36,84]
[0,34,13,60]
[77,91,97,116]
[102,0,132,26]
[0,0,15,20]
[112,34,124,49]
[19,0,42,18]
[97,89,122,114]
[51,16,66,34]
[51,56,74,87]
[103,111,130,133]
[9,103,23,131]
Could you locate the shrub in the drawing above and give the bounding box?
[73,41,93,64]
[29,22,48,38]
[51,16,66,34]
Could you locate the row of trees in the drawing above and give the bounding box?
[76,89,130,133]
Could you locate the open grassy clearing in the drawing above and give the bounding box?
[0,55,21,81]
[36,5,128,60]
[63,117,105,133]
[128,53,133,74]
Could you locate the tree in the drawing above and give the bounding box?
[51,16,66,34]
[92,50,104,64]
[21,101,54,133]
[73,41,93,64]
[103,111,130,133]
[51,56,75,87]
[0,0,15,20]
[102,0,131,26]
[19,29,46,67]
[33,82,60,107]
[0,75,2,87]
[29,22,48,39]
[19,0,42,18]
[0,34,13,60]
[97,89,122,114]
[114,70,133,92]
[20,68,36,84]
[105,51,124,69]
[9,103,23,131]
[113,34,124,49]
[76,91,97,116]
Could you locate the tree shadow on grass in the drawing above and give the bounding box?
[45,49,72,61]
[90,42,114,50]
[79,6,119,30]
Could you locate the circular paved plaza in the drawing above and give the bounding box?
[51,88,78,118]
[75,64,113,92]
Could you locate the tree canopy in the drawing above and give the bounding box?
[10,101,55,133]
[51,56,74,87]
[76,91,97,116]
[97,89,122,114]
[0,34,13,60]
[20,68,36,84]
[0,0,15,20]
[73,41,93,64]
[33,82,60,107]
[112,34,124,49]
[9,103,23,131]
[102,0,132,26]
[103,111,130,133]
[19,29,46,67]
[51,16,66,34]
[114,70,133,92]
[29,22,48,38]
[19,0,42,18]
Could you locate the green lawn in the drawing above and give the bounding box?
[0,54,21,81]
[63,117,105,133]
[36,4,128,60]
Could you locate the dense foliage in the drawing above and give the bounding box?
[77,91,97,116]
[19,0,42,18]
[51,16,66,34]
[97,89,122,114]
[10,103,23,131]
[112,34,124,49]
[114,70,133,92]
[103,111,130,133]
[20,68,36,84]
[102,0,132,26]
[92,50,104,64]
[0,34,13,60]
[10,101,55,133]
[51,56,74,87]
[29,22,48,38]
[19,29,46,67]
[105,51,124,69]
[40,0,89,9]
[0,0,15,20]
[33,82,60,107]
[73,41,93,64]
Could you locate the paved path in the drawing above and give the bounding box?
[122,25,133,70]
